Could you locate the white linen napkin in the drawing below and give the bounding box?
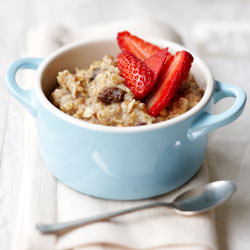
[11,19,217,250]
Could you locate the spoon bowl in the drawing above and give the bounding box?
[173,180,236,215]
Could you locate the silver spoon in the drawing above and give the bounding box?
[37,180,236,234]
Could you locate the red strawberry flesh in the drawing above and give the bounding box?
[117,31,161,61]
[118,51,155,99]
[145,48,169,82]
[147,50,194,116]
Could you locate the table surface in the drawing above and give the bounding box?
[1,0,250,249]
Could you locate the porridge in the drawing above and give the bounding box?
[50,55,203,126]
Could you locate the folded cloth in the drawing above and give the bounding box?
[11,19,217,250]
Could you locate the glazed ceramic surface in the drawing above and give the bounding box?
[6,38,246,200]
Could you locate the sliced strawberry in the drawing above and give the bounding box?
[164,52,174,66]
[147,50,194,116]
[145,48,169,82]
[118,51,155,99]
[117,31,161,61]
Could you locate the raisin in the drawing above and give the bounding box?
[136,122,147,126]
[90,68,101,81]
[98,87,126,105]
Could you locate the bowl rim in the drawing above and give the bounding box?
[35,37,214,133]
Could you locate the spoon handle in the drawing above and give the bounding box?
[36,201,173,234]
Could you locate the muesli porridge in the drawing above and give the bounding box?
[50,55,204,126]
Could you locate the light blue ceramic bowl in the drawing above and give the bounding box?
[6,38,246,200]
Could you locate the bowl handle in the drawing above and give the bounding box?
[187,80,247,140]
[6,58,44,116]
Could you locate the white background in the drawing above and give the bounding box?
[1,0,250,249]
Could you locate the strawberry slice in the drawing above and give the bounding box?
[145,48,169,82]
[117,31,161,61]
[118,50,155,99]
[147,50,194,116]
